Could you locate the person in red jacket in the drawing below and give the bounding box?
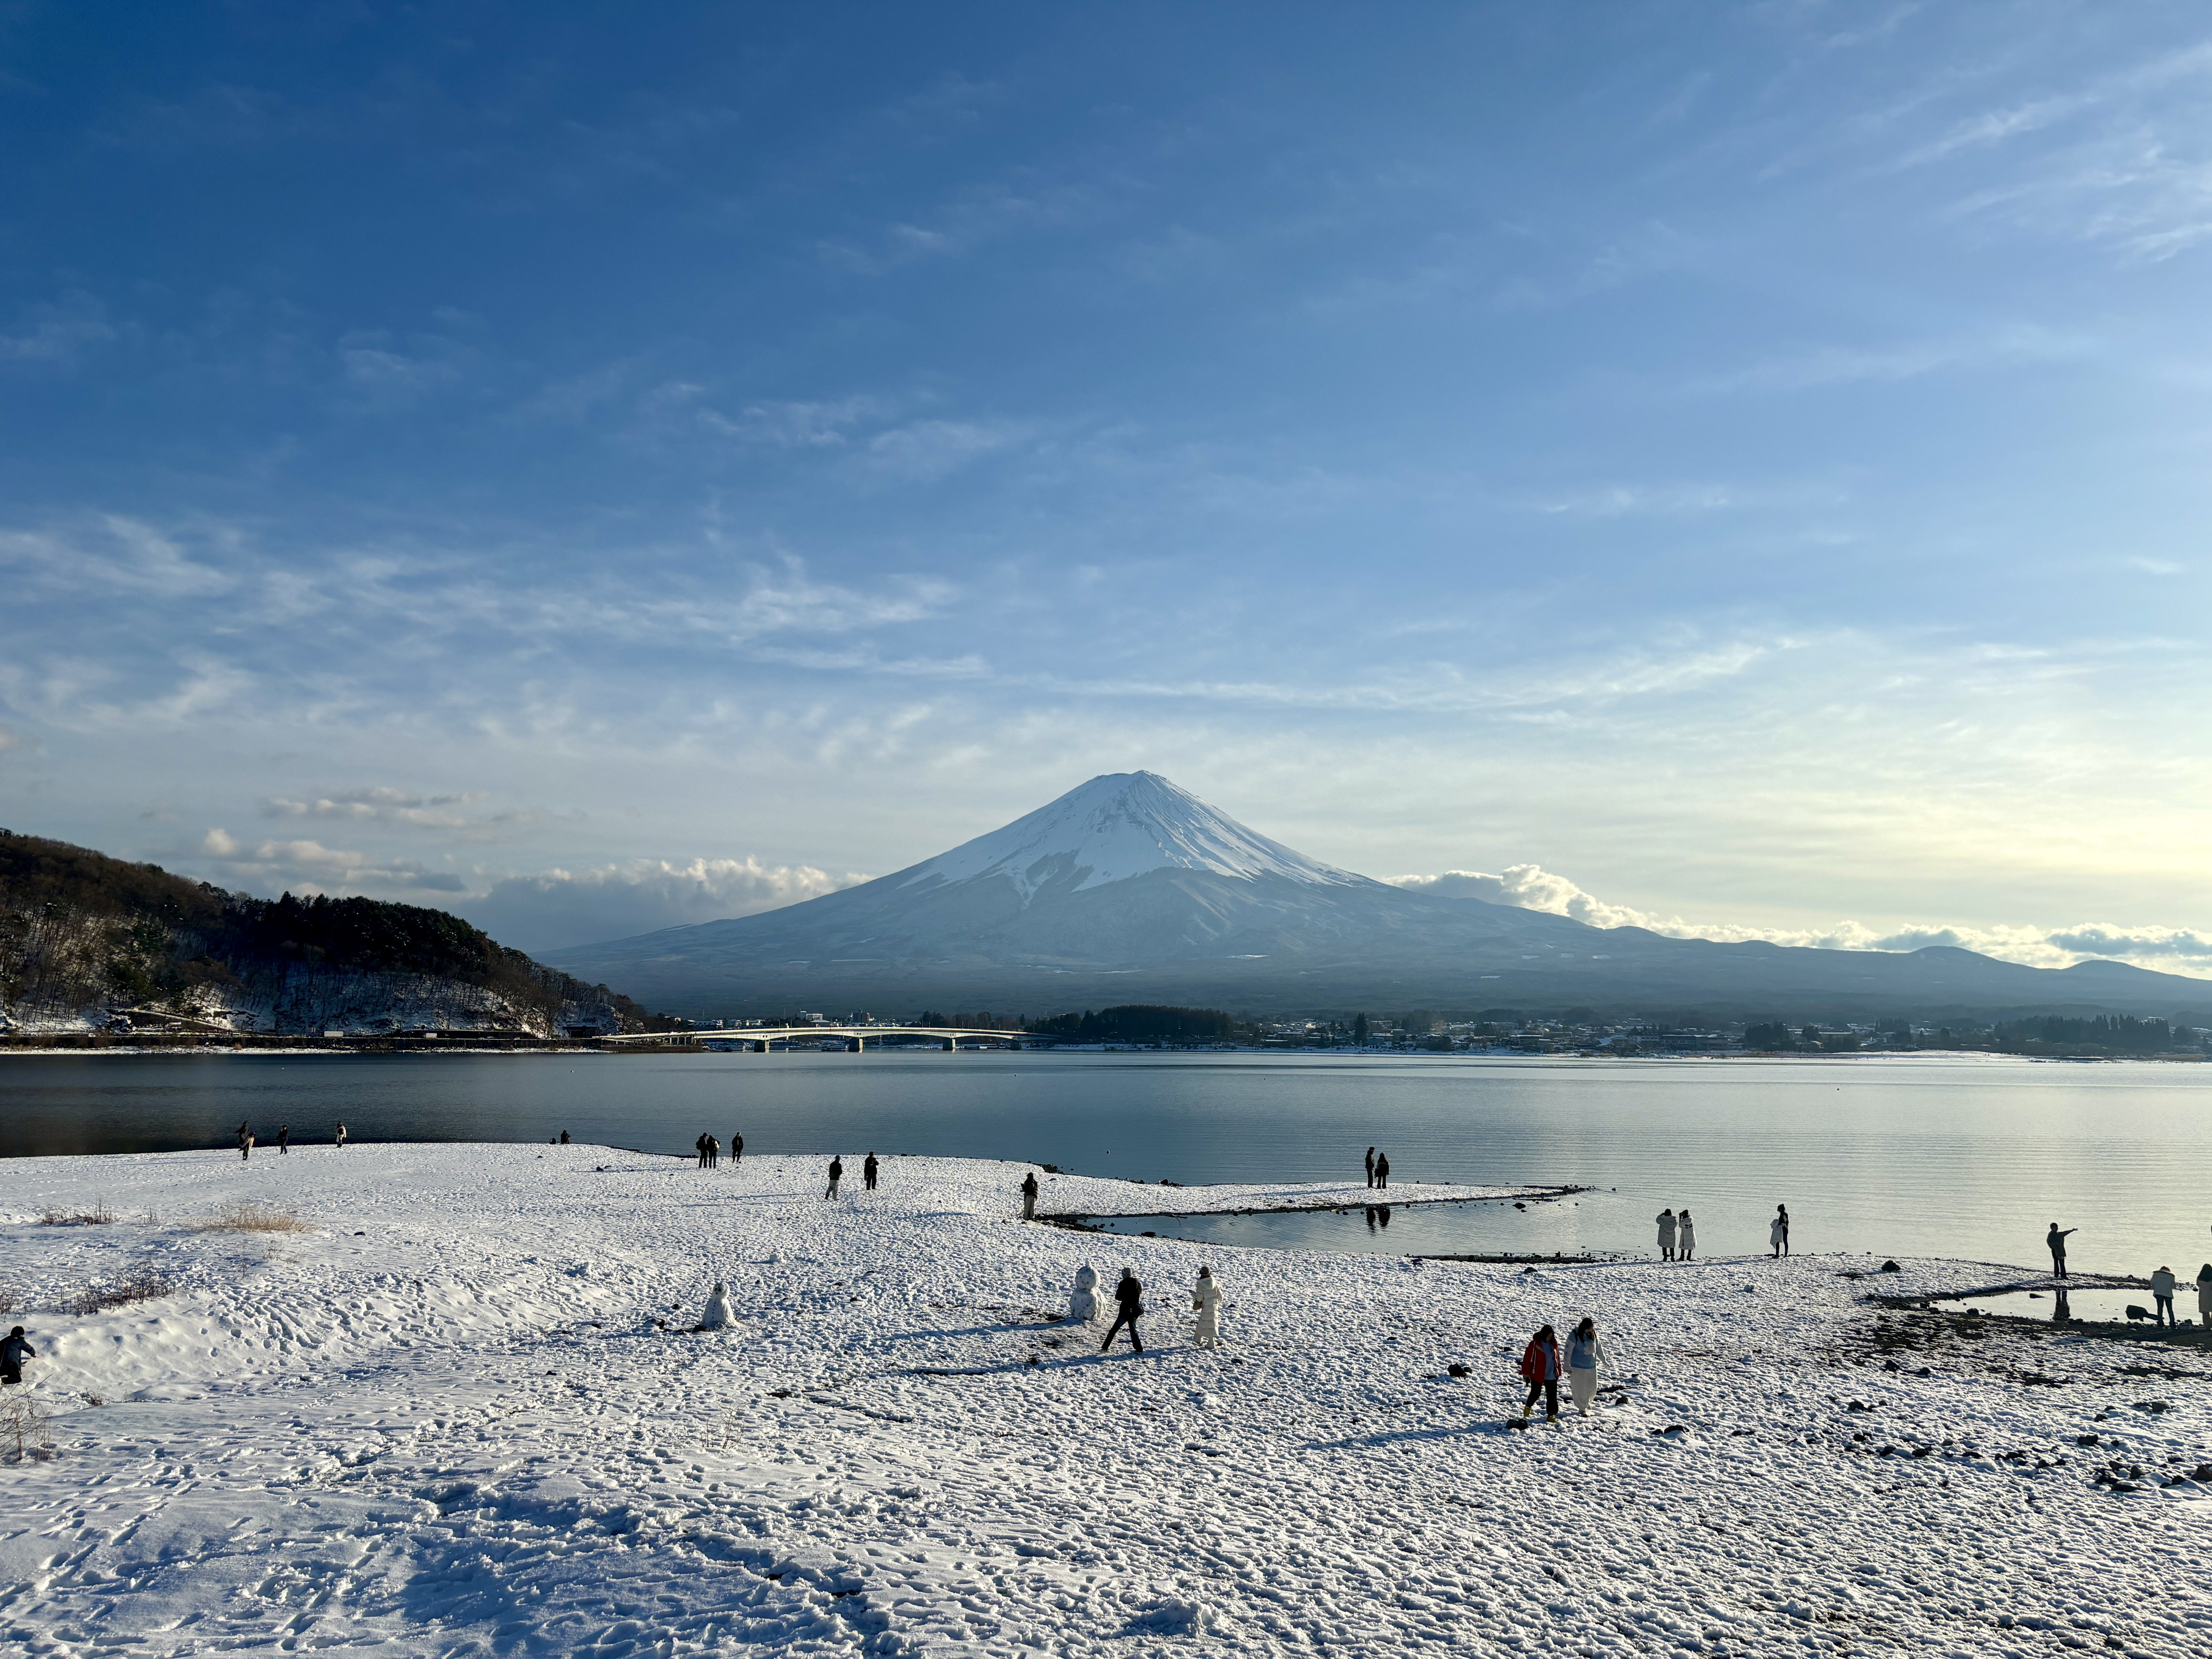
[1519,1325,1561,1422]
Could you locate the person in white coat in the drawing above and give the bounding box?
[1066,1265,1104,1324]
[2149,1265,2177,1326]
[1656,1209,1677,1262]
[1676,1209,1697,1260]
[1565,1316,1609,1415]
[1191,1266,1223,1349]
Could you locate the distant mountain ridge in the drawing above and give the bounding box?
[0,828,657,1037]
[549,773,2212,1022]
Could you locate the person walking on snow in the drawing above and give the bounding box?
[864,1153,879,1192]
[2150,1265,2177,1326]
[1021,1169,1041,1220]
[335,1120,347,1149]
[0,1326,34,1387]
[1771,1204,1790,1258]
[1566,1316,1610,1416]
[559,1129,569,1145]
[1191,1266,1223,1349]
[2047,1222,2077,1279]
[1365,1147,1376,1189]
[1101,1268,1144,1353]
[1374,1151,1391,1191]
[695,1133,709,1170]
[277,1125,289,1156]
[237,1123,254,1161]
[825,1156,843,1200]
[731,1131,743,1167]
[1519,1325,1561,1422]
[1676,1209,1696,1260]
[1656,1208,1677,1262]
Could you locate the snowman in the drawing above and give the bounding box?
[1066,1265,1104,1324]
[700,1282,736,1329]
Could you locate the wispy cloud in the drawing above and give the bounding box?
[468,855,872,952]
[0,292,120,366]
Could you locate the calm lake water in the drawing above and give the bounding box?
[2,1051,2207,1280]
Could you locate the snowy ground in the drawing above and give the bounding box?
[1,1145,2208,1658]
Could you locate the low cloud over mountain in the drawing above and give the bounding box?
[462,856,871,956]
[1388,868,2212,980]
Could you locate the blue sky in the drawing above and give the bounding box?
[4,2,2211,971]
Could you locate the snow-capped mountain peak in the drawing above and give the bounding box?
[900,772,1368,901]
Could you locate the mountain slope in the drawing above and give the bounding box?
[0,828,659,1037]
[547,774,2212,1021]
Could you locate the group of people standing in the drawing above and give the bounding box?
[1074,1264,1223,1353]
[694,1132,742,1169]
[1652,1203,1795,1260]
[234,1122,293,1159]
[1363,1147,1392,1189]
[823,1153,879,1197]
[1518,1317,1610,1423]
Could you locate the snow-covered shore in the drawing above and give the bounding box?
[2,1145,2207,1657]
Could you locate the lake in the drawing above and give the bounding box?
[2,1050,2207,1280]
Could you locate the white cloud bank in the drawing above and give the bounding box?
[1389,867,2212,980]
[464,856,872,956]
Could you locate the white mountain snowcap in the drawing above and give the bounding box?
[902,772,1370,900]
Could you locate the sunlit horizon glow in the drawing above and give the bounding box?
[3,4,2209,977]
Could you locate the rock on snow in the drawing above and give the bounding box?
[1,1144,2207,1656]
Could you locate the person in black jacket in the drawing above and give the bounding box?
[2048,1222,2078,1279]
[730,1131,744,1167]
[695,1133,709,1169]
[864,1153,879,1192]
[825,1156,843,1199]
[1101,1269,1144,1353]
[1374,1151,1390,1191]
[1021,1169,1040,1220]
[0,1326,34,1386]
[276,1124,289,1156]
[1364,1146,1376,1188]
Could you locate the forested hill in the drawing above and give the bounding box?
[0,828,665,1037]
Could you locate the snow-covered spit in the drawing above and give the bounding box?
[1,1147,2207,1657]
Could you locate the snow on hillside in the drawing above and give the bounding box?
[900,772,1369,901]
[4,1146,2208,1656]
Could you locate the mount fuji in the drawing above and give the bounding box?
[547,773,2210,1021]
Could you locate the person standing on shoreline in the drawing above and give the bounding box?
[730,1131,744,1167]
[335,1121,347,1149]
[825,1156,843,1200]
[694,1133,708,1169]
[2150,1265,2177,1326]
[1656,1208,1677,1262]
[1364,1147,1376,1189]
[864,1153,879,1193]
[2047,1222,2077,1279]
[1021,1169,1041,1220]
[1771,1204,1790,1258]
[277,1125,289,1156]
[237,1122,254,1161]
[1374,1151,1390,1191]
[1676,1209,1696,1260]
[1101,1268,1144,1353]
[2196,1264,2212,1328]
